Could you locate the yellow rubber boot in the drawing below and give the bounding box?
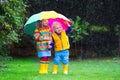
[63,65,68,75]
[52,64,58,74]
[45,64,49,73]
[39,64,45,74]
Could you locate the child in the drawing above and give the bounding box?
[34,19,52,74]
[52,22,72,75]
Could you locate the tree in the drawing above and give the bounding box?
[69,16,89,59]
[0,0,27,57]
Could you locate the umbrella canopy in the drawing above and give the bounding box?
[24,11,72,36]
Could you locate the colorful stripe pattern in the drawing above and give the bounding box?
[40,56,50,63]
[34,27,52,58]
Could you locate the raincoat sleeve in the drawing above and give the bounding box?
[66,26,72,34]
[34,29,43,41]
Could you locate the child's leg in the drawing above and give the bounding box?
[62,50,69,74]
[39,56,50,74]
[52,52,61,74]
[44,56,50,73]
[52,64,58,74]
[39,57,46,74]
[63,64,68,75]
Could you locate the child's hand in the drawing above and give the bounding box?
[48,41,52,49]
[48,45,52,49]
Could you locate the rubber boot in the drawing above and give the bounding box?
[63,65,68,75]
[52,64,58,74]
[45,64,49,73]
[39,64,45,74]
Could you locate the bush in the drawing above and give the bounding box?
[0,0,27,57]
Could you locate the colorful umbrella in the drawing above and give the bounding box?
[23,11,72,36]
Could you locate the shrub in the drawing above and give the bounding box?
[0,0,27,57]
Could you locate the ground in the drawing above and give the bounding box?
[0,57,120,80]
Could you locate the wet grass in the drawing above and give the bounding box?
[0,57,120,80]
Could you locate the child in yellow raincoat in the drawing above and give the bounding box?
[51,22,72,75]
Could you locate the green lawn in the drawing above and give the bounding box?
[0,57,120,80]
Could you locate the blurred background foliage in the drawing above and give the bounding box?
[0,0,27,57]
[0,0,120,59]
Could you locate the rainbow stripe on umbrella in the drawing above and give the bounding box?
[24,11,72,36]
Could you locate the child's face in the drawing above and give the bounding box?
[54,25,62,34]
[42,19,48,27]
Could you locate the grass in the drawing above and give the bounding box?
[0,57,120,80]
